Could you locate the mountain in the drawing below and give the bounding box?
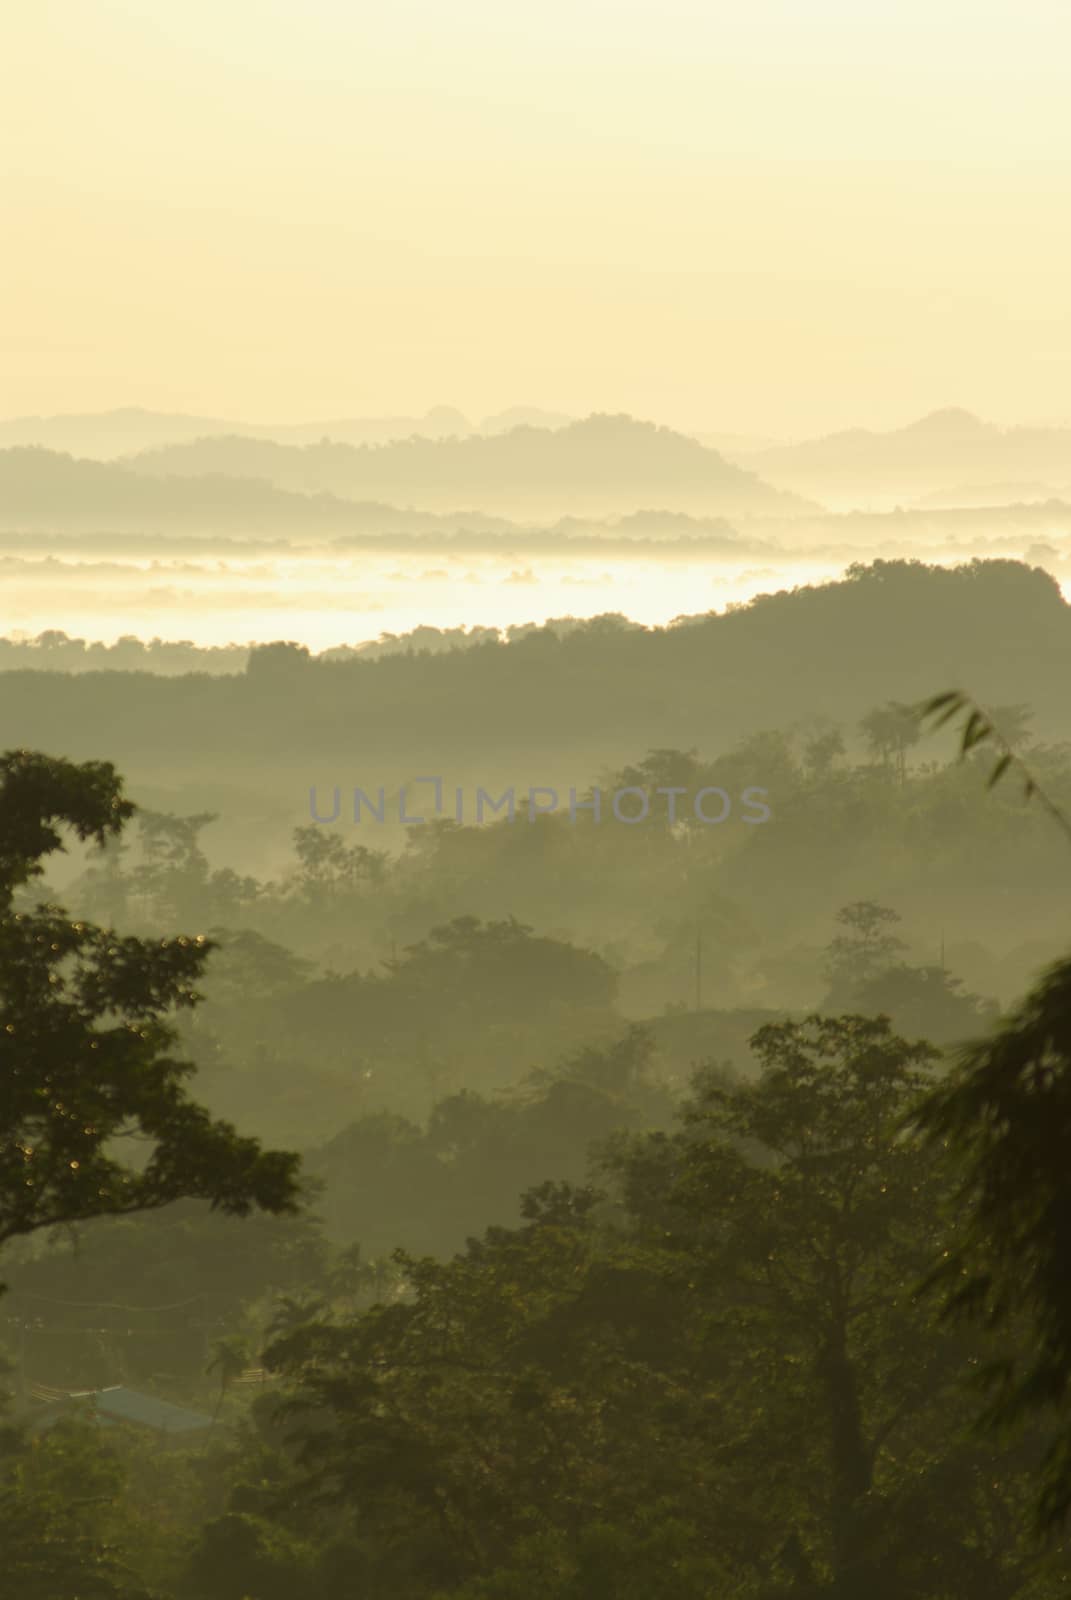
[913,482,1071,509]
[727,410,1071,504]
[0,448,771,549]
[125,414,816,519]
[899,406,989,436]
[0,405,477,460]
[481,406,573,434]
[0,404,578,460]
[0,448,511,535]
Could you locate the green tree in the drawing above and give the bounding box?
[851,961,998,1046]
[129,807,216,924]
[247,1018,1054,1599]
[182,1509,317,1600]
[0,750,301,1284]
[860,702,920,783]
[245,641,312,681]
[911,684,1071,1535]
[0,1420,150,1600]
[912,954,1071,1530]
[823,901,907,1006]
[803,727,846,783]
[624,1015,965,1593]
[289,825,389,902]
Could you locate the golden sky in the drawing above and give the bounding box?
[3,0,1069,436]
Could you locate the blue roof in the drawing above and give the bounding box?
[47,1386,214,1433]
[94,1386,214,1432]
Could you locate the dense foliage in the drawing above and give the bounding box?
[3,583,1071,1595]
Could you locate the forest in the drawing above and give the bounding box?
[9,1,1071,1589]
[3,557,1071,1595]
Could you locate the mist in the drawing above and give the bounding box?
[3,5,1071,1598]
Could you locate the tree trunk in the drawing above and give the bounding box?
[816,1319,872,1579]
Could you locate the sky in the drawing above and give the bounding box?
[3,0,1070,438]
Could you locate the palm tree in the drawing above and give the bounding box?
[205,1335,249,1425]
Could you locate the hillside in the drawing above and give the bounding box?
[0,404,478,459]
[126,414,816,519]
[731,409,1071,503]
[0,558,1065,776]
[0,405,573,460]
[0,448,515,535]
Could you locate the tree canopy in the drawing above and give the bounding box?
[0,750,302,1277]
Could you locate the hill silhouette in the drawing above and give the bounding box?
[0,559,1065,773]
[731,409,1071,503]
[0,448,522,535]
[0,448,779,550]
[0,404,479,459]
[0,403,570,461]
[125,414,816,519]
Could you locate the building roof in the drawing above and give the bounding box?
[30,1384,214,1434]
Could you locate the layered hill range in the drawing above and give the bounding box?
[3,403,1070,518]
[0,405,572,460]
[0,415,813,526]
[719,408,1071,509]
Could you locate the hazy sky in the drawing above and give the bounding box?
[3,0,1070,437]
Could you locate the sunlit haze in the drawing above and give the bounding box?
[4,0,1071,436]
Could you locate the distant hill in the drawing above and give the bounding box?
[0,405,478,460]
[0,448,514,534]
[0,559,1066,775]
[11,405,1071,511]
[7,446,1069,554]
[913,482,1071,509]
[126,414,816,519]
[0,447,772,550]
[0,404,576,460]
[729,409,1071,503]
[481,406,572,434]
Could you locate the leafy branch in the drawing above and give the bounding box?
[917,690,1071,846]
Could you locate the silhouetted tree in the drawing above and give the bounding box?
[0,750,301,1284]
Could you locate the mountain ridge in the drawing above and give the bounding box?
[728,409,1071,500]
[122,413,816,519]
[0,403,570,460]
